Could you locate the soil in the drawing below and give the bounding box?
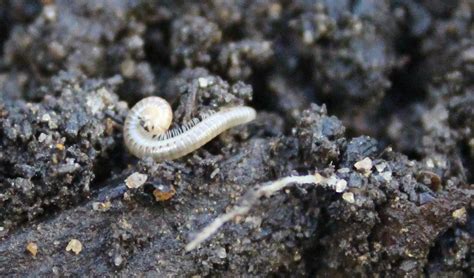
[0,0,472,276]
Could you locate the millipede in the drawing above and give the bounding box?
[124,96,257,161]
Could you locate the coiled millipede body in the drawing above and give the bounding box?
[124,97,257,161]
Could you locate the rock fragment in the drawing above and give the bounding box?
[92,201,112,212]
[354,157,373,176]
[26,242,38,257]
[66,239,83,255]
[452,207,467,223]
[125,173,148,189]
[335,179,347,193]
[342,192,355,204]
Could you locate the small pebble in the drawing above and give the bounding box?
[342,192,355,204]
[198,77,210,88]
[462,46,474,62]
[125,172,148,189]
[210,168,220,179]
[293,251,301,262]
[114,255,123,266]
[92,201,111,212]
[43,5,57,22]
[48,41,66,59]
[375,162,387,172]
[55,143,65,150]
[26,242,38,257]
[354,157,373,175]
[126,35,144,50]
[216,247,227,259]
[120,59,136,78]
[425,159,435,168]
[153,184,176,201]
[335,179,347,193]
[66,239,83,255]
[38,133,48,143]
[269,3,282,19]
[41,114,51,122]
[452,207,467,223]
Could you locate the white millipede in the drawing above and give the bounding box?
[124,96,257,161]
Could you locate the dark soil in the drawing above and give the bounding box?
[0,0,472,276]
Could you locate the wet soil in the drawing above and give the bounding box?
[0,0,472,276]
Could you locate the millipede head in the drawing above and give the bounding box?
[137,97,173,136]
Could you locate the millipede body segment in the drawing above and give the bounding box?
[124,97,257,161]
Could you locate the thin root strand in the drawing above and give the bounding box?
[185,173,335,251]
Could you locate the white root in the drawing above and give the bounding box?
[185,173,339,251]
